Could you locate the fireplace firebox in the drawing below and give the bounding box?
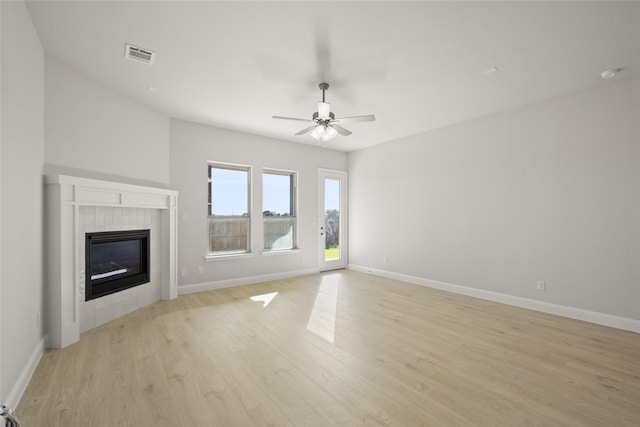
[85,229,150,301]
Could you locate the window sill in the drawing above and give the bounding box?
[261,249,301,257]
[204,252,256,262]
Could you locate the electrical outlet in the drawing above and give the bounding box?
[197,266,203,274]
[536,280,546,291]
[383,257,388,264]
[181,267,187,277]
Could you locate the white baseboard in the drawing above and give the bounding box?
[178,268,319,295]
[348,264,640,333]
[5,336,46,409]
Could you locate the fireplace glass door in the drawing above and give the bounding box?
[85,229,150,300]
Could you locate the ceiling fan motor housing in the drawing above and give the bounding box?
[313,111,335,122]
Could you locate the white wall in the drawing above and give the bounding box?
[170,119,348,290]
[0,0,4,403]
[0,0,45,406]
[44,56,170,187]
[349,75,640,322]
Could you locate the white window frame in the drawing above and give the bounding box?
[262,168,298,252]
[207,162,252,257]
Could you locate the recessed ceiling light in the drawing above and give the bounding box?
[483,66,499,75]
[147,86,158,92]
[601,68,621,79]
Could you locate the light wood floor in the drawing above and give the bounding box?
[18,270,640,426]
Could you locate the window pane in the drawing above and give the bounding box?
[208,217,248,253]
[262,172,292,216]
[208,163,251,255]
[264,217,295,250]
[325,178,340,260]
[210,167,248,216]
[263,170,296,251]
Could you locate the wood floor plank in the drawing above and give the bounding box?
[17,270,640,426]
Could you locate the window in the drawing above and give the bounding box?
[263,169,297,251]
[208,163,251,255]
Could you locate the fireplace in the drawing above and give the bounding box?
[46,175,178,348]
[85,229,150,301]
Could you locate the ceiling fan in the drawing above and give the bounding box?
[273,83,375,142]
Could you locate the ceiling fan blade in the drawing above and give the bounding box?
[273,116,312,123]
[332,124,352,136]
[295,125,317,136]
[335,115,376,123]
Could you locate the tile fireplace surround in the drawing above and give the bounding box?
[44,175,178,348]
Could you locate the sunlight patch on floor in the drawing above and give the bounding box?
[306,274,339,343]
[249,291,278,307]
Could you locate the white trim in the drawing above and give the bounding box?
[262,167,298,177]
[204,252,256,262]
[317,167,348,175]
[44,175,176,208]
[5,337,46,409]
[261,249,301,257]
[178,268,318,295]
[207,160,251,172]
[348,264,640,333]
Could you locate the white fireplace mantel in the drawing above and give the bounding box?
[44,175,178,348]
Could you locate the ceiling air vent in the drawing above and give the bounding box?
[124,43,155,65]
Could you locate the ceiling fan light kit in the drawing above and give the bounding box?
[273,82,375,143]
[311,124,338,142]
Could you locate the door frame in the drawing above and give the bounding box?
[318,168,348,271]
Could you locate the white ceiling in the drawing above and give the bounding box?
[26,1,640,152]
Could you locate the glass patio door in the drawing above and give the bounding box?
[318,169,347,271]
